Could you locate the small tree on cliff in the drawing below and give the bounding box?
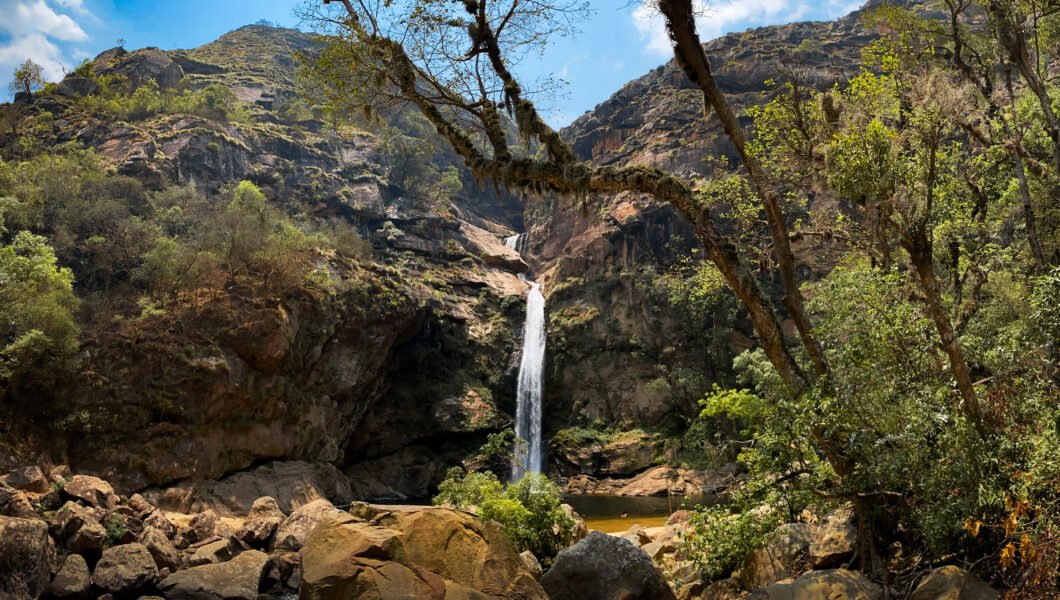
[9,60,45,97]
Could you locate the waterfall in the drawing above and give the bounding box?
[512,278,546,480]
[504,233,527,255]
[507,231,545,480]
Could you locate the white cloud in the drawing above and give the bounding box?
[1,0,89,41]
[0,0,94,88]
[0,32,67,80]
[54,0,91,15]
[631,0,855,57]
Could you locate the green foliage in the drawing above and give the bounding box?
[9,60,45,96]
[77,75,248,122]
[682,503,784,581]
[0,231,79,393]
[435,469,575,562]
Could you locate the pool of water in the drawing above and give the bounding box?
[563,494,720,533]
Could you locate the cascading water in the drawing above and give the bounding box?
[506,232,546,480]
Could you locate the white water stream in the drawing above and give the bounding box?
[505,233,546,480]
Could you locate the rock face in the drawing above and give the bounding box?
[0,25,526,500]
[0,516,55,600]
[299,505,547,599]
[745,569,883,600]
[158,549,269,600]
[910,566,999,600]
[541,530,677,600]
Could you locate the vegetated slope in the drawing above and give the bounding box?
[529,2,918,456]
[0,25,532,500]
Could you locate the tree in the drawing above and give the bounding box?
[0,230,80,396]
[9,59,45,97]
[307,0,1059,581]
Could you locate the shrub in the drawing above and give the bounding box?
[434,469,574,562]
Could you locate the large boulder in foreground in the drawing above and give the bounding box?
[271,498,346,552]
[746,569,883,600]
[0,516,55,600]
[910,566,999,600]
[299,505,547,600]
[541,530,677,600]
[158,549,269,600]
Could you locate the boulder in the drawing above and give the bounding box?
[140,525,182,571]
[48,553,92,598]
[264,550,301,591]
[158,549,269,600]
[186,509,218,544]
[91,543,159,596]
[521,550,544,579]
[300,506,547,599]
[51,501,108,555]
[2,466,49,493]
[58,75,100,97]
[270,498,345,551]
[746,569,883,600]
[740,523,811,590]
[667,510,693,525]
[0,516,55,600]
[94,47,184,90]
[144,509,177,539]
[62,475,117,509]
[562,503,589,543]
[808,507,856,568]
[541,530,677,600]
[234,496,284,548]
[128,493,156,516]
[0,486,38,518]
[910,566,999,600]
[186,537,238,566]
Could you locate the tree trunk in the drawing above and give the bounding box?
[656,0,830,382]
[905,231,988,438]
[1013,152,1047,271]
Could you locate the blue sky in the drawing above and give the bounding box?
[1,0,863,126]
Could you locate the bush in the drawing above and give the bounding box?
[682,503,784,581]
[434,469,575,562]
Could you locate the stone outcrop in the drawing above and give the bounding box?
[564,464,739,496]
[745,569,883,600]
[910,566,999,600]
[158,549,270,600]
[541,530,677,600]
[299,505,547,599]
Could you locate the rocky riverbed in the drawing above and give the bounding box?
[0,464,999,600]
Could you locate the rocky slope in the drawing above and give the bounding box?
[0,25,530,501]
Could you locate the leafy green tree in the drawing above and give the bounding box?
[9,60,45,97]
[0,230,79,394]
